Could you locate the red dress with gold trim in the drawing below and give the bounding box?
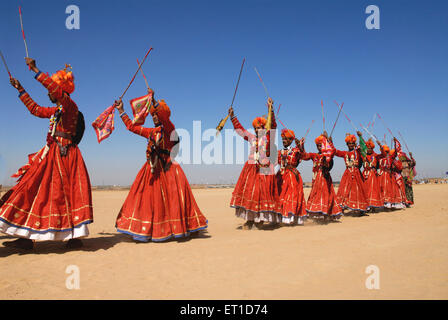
[392,159,408,206]
[0,72,93,240]
[334,147,369,212]
[230,116,280,223]
[276,146,307,224]
[302,150,342,219]
[361,152,384,208]
[377,140,404,208]
[115,110,208,242]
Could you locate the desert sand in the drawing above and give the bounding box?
[0,184,447,300]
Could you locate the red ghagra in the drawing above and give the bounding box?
[115,111,207,242]
[334,148,369,212]
[0,72,93,240]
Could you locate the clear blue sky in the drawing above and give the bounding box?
[1,0,447,185]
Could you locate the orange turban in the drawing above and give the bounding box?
[345,134,356,144]
[366,139,375,149]
[315,135,326,145]
[51,67,74,94]
[281,129,295,139]
[150,99,171,120]
[389,149,395,156]
[382,145,390,153]
[252,117,267,128]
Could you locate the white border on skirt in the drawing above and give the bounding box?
[0,221,89,241]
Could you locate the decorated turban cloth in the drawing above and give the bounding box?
[252,117,267,128]
[315,135,326,145]
[399,152,410,161]
[366,139,375,149]
[51,65,74,94]
[150,99,171,120]
[345,134,357,144]
[281,129,295,139]
[382,145,390,153]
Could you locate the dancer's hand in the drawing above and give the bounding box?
[25,57,39,73]
[114,99,124,113]
[267,97,274,109]
[10,77,23,91]
[228,106,234,117]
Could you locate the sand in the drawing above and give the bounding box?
[0,184,447,300]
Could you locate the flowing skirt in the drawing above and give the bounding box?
[276,168,307,224]
[393,174,407,208]
[0,144,93,241]
[116,161,208,242]
[306,171,342,219]
[362,169,384,209]
[336,168,369,212]
[231,162,281,223]
[378,171,403,208]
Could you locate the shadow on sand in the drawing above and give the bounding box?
[0,230,212,257]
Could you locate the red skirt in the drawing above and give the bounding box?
[306,171,342,218]
[116,161,208,242]
[230,162,280,222]
[336,168,368,212]
[362,169,384,208]
[276,168,307,224]
[393,174,407,207]
[378,171,403,208]
[0,144,93,241]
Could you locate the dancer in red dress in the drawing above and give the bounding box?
[0,58,92,249]
[302,133,342,220]
[114,91,207,242]
[357,133,384,211]
[376,138,404,209]
[334,134,369,214]
[276,129,307,225]
[391,152,408,208]
[228,99,280,230]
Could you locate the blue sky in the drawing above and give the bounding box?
[0,0,447,185]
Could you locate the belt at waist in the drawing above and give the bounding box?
[54,131,73,141]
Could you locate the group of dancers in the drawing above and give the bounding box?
[0,58,416,250]
[228,100,417,230]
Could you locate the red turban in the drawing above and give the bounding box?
[150,99,171,120]
[51,68,74,94]
[399,152,410,161]
[281,129,295,139]
[252,117,267,128]
[345,134,356,143]
[315,135,325,145]
[366,139,375,149]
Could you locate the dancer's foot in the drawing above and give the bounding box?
[190,230,202,238]
[242,221,254,230]
[254,221,264,230]
[3,238,34,250]
[66,238,83,249]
